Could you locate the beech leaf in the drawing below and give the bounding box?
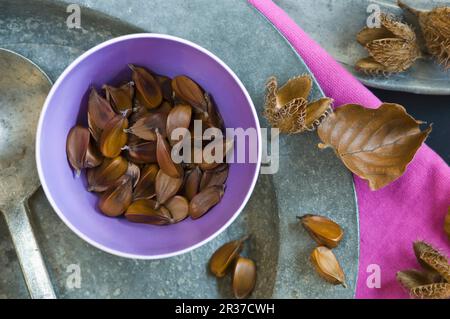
[317,103,431,190]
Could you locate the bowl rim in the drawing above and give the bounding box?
[36,33,262,260]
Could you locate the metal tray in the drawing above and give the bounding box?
[275,0,450,95]
[0,0,358,298]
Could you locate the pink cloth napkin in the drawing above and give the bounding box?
[248,0,450,298]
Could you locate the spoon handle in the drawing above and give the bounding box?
[3,200,56,299]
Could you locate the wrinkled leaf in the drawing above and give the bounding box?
[317,103,431,190]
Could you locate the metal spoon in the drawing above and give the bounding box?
[0,48,56,299]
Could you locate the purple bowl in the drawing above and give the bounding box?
[36,34,261,259]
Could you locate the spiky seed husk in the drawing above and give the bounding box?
[419,7,450,69]
[413,241,449,278]
[410,283,450,299]
[264,76,332,134]
[356,14,420,75]
[396,269,440,291]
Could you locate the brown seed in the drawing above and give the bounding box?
[310,246,346,287]
[232,257,257,299]
[200,164,229,191]
[298,214,344,249]
[126,162,141,188]
[166,104,192,142]
[199,138,234,170]
[129,105,149,126]
[155,169,184,207]
[66,126,90,176]
[203,93,224,130]
[103,82,134,116]
[133,164,159,200]
[125,140,157,164]
[209,235,248,278]
[84,140,103,169]
[172,75,207,114]
[165,196,189,223]
[155,74,173,102]
[98,178,133,217]
[99,115,128,158]
[189,185,225,219]
[125,199,172,225]
[156,130,183,178]
[127,112,168,141]
[129,64,162,109]
[87,156,128,192]
[87,87,116,141]
[184,167,202,200]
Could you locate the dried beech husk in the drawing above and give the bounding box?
[209,235,248,278]
[103,82,134,116]
[133,164,159,200]
[232,257,257,299]
[317,103,431,190]
[155,169,184,207]
[355,14,421,75]
[129,64,162,109]
[264,76,332,133]
[199,138,234,171]
[413,241,450,282]
[445,207,450,241]
[85,141,103,169]
[87,87,116,141]
[164,195,189,223]
[397,269,441,291]
[410,283,450,299]
[125,141,157,164]
[310,246,347,287]
[87,156,128,192]
[166,104,192,142]
[184,167,202,201]
[298,214,344,249]
[126,162,140,188]
[189,185,225,219]
[98,178,133,217]
[126,112,168,141]
[399,1,450,69]
[125,199,172,225]
[66,126,90,176]
[99,115,128,158]
[172,75,208,114]
[156,130,183,178]
[200,164,229,191]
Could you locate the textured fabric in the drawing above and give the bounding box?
[248,0,450,299]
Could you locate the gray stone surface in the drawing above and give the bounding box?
[0,0,358,298]
[274,0,450,95]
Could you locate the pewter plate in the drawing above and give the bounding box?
[275,0,450,95]
[0,0,358,298]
